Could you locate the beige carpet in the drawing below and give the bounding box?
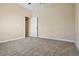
[0,37,78,56]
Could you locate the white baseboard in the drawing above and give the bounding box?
[0,37,25,43]
[38,36,74,43]
[0,36,74,45]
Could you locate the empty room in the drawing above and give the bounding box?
[0,3,79,56]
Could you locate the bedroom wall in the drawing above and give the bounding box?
[0,4,32,42]
[75,4,79,50]
[32,3,75,42]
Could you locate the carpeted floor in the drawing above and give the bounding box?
[0,37,79,56]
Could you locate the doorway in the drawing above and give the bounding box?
[25,16,38,37]
[25,17,29,37]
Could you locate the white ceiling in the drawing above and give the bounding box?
[18,3,56,11]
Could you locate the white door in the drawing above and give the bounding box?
[29,16,38,37]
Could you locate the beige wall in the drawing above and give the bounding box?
[0,4,32,41]
[32,4,75,42]
[75,4,79,50]
[0,3,75,42]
